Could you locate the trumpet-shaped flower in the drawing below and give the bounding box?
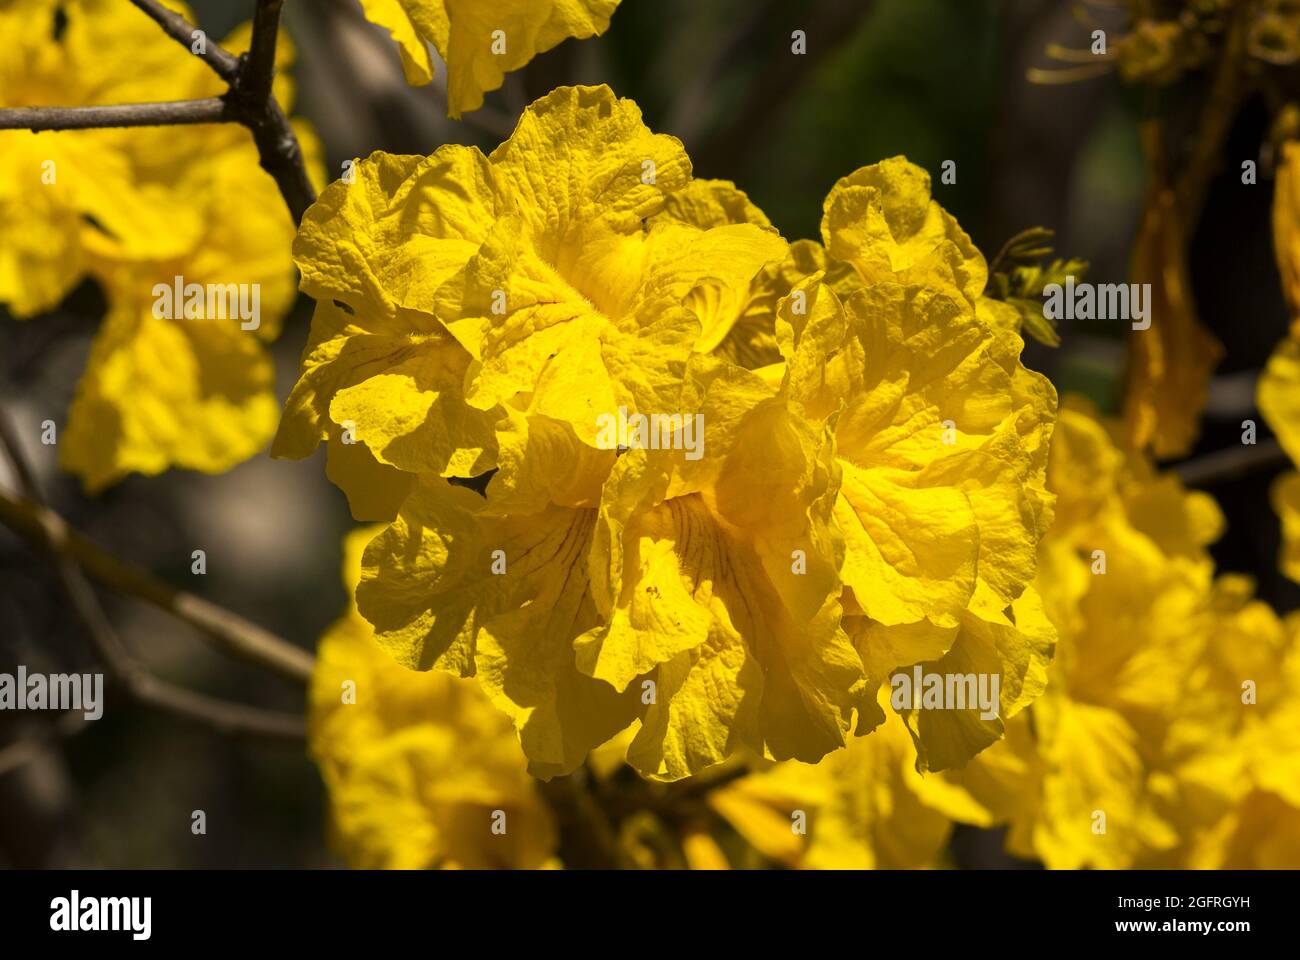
[286,92,1058,783]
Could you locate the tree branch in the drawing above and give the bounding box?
[127,0,240,80]
[0,489,314,684]
[245,0,286,105]
[124,0,317,224]
[17,3,318,223]
[0,416,308,742]
[0,98,231,132]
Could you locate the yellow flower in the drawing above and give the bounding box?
[0,0,319,491]
[810,161,1057,769]
[0,0,197,315]
[1257,332,1300,583]
[289,100,1057,783]
[280,86,785,519]
[1147,581,1300,868]
[357,0,621,118]
[925,399,1225,868]
[655,165,1059,775]
[936,400,1300,870]
[709,695,954,869]
[309,527,557,869]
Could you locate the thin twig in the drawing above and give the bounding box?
[126,0,316,224]
[0,490,313,684]
[127,0,240,79]
[1173,438,1289,487]
[47,549,307,741]
[0,413,38,499]
[0,98,231,132]
[0,415,307,741]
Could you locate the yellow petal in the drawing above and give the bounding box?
[712,699,953,869]
[1259,332,1300,465]
[357,0,622,117]
[1273,471,1300,584]
[1273,141,1300,333]
[60,298,277,493]
[310,528,556,869]
[357,476,638,778]
[821,157,986,304]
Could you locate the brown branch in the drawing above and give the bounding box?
[0,417,307,742]
[0,490,313,684]
[232,95,317,227]
[0,98,231,132]
[48,548,307,741]
[126,0,317,224]
[245,0,286,105]
[127,0,240,80]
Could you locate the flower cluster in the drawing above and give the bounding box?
[281,84,1059,784]
[644,397,1290,869]
[310,396,1300,869]
[902,399,1300,869]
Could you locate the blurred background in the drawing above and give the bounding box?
[1,0,1293,867]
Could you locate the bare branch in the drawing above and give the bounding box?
[245,0,286,105]
[0,416,307,742]
[127,0,239,80]
[123,0,317,224]
[0,98,231,132]
[235,96,318,226]
[0,490,314,684]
